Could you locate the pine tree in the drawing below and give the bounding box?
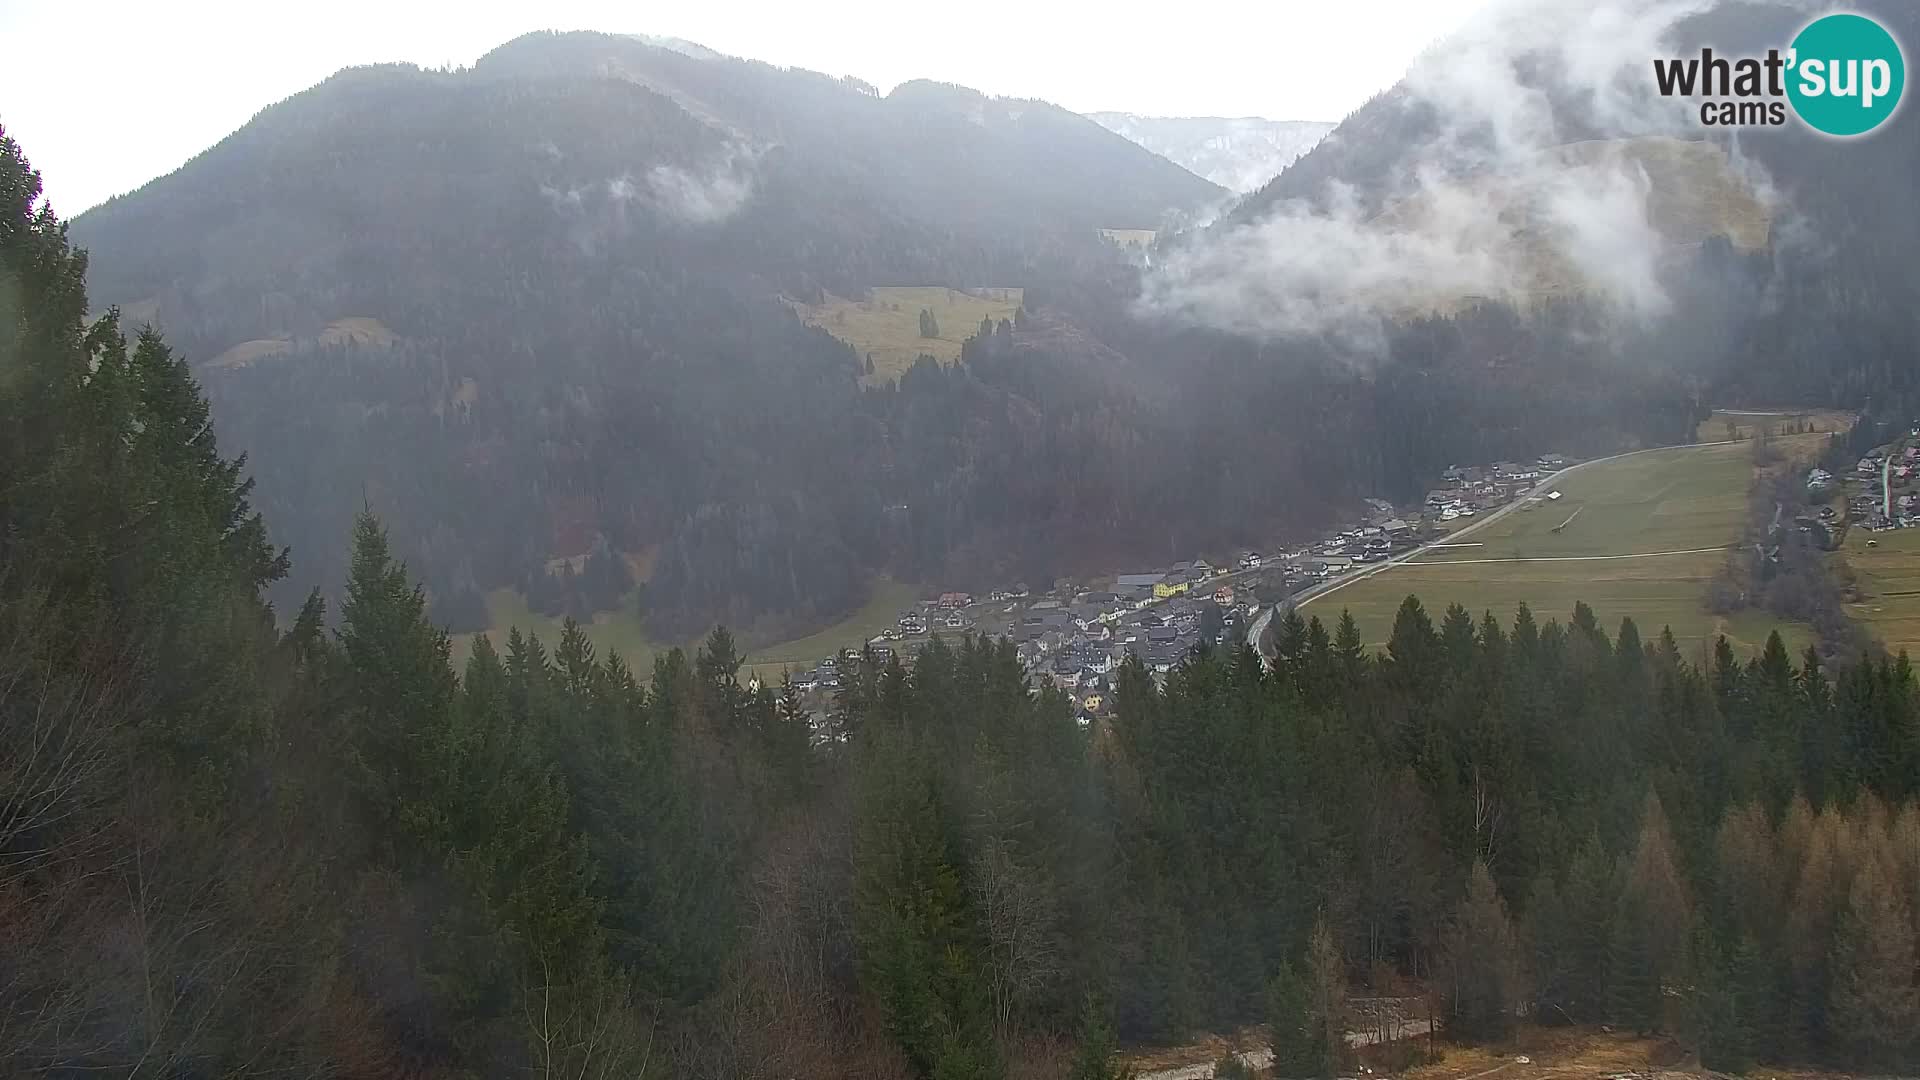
[280,586,330,668]
[1268,959,1324,1078]
[1276,608,1309,670]
[1301,616,1337,706]
[1387,595,1440,688]
[1069,996,1133,1080]
[1607,791,1693,1033]
[1607,890,1661,1034]
[337,511,459,848]
[1446,862,1520,1042]
[1333,611,1367,685]
[770,674,817,795]
[855,753,997,1079]
[1697,935,1759,1073]
[1305,915,1345,1076]
[696,624,746,732]
[1441,603,1477,675]
[1828,858,1920,1068]
[1560,835,1617,1022]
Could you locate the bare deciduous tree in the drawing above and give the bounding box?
[973,834,1064,1044]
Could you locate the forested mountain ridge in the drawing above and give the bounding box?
[76,30,1222,319]
[70,26,1703,651]
[1202,0,1920,408]
[470,32,1226,233]
[67,32,1224,638]
[65,4,1920,649]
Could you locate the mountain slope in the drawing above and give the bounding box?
[67,33,1224,639]
[1089,113,1334,192]
[1179,0,1919,401]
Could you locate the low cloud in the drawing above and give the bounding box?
[639,150,757,225]
[541,144,760,244]
[1138,0,1798,345]
[1141,175,1517,349]
[595,144,759,226]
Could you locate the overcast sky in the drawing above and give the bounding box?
[0,0,1490,215]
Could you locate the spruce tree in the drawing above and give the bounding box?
[337,511,459,847]
[1333,611,1367,685]
[1607,891,1661,1033]
[1069,997,1133,1080]
[1828,859,1920,1067]
[1268,959,1324,1078]
[1276,608,1308,670]
[1446,862,1520,1042]
[1305,916,1344,1076]
[1698,936,1759,1073]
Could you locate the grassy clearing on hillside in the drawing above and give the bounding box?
[792,286,1022,383]
[452,578,922,679]
[1315,553,1808,657]
[744,578,920,680]
[209,338,293,369]
[1843,525,1920,657]
[317,316,398,348]
[1696,406,1854,443]
[1303,438,1829,656]
[207,316,398,369]
[453,588,663,670]
[1098,228,1156,249]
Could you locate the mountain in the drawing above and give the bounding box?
[1355,135,1771,316]
[1089,112,1334,192]
[62,22,1731,648]
[70,3,1920,653]
[1190,0,1920,407]
[67,31,1226,641]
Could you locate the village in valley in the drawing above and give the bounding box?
[1843,431,1920,532]
[780,451,1588,723]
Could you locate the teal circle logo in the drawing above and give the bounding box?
[1787,13,1905,136]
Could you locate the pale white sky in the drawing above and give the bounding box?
[0,0,1489,215]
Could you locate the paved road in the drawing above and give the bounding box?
[1249,441,1741,669]
[1886,450,1895,519]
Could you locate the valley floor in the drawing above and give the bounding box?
[1297,436,1831,658]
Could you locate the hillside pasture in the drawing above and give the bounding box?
[1098,227,1156,249]
[743,578,921,680]
[1842,524,1920,658]
[453,577,923,680]
[791,286,1022,382]
[206,316,398,369]
[1696,406,1854,443]
[1303,438,1829,656]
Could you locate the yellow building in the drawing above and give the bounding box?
[1153,579,1190,599]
